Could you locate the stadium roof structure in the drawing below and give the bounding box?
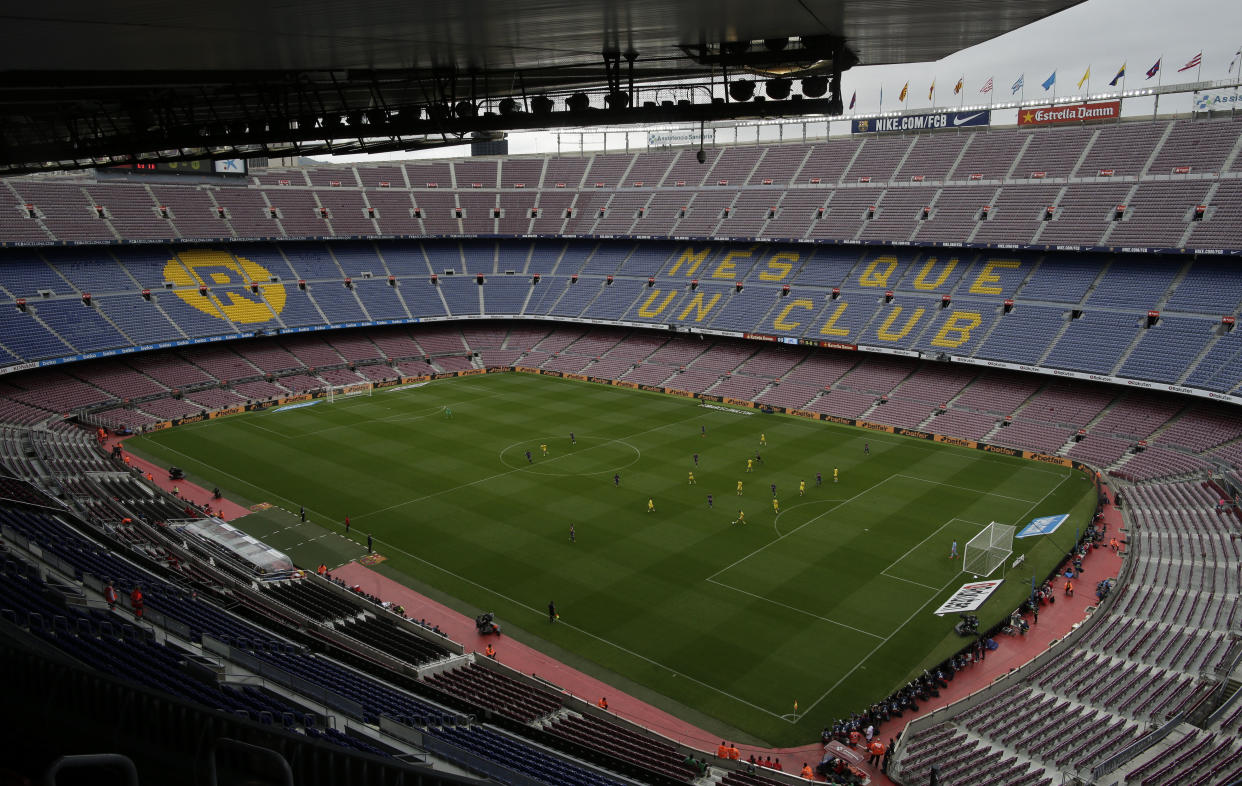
[0,0,1083,174]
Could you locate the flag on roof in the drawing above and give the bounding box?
[1077,67,1090,89]
[1146,58,1161,79]
[849,91,856,110]
[1011,74,1024,94]
[899,82,908,102]
[954,77,964,95]
[1178,52,1202,72]
[1108,63,1126,86]
[1041,71,1056,91]
[979,77,993,94]
[928,80,935,100]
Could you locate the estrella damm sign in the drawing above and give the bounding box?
[164,250,286,324]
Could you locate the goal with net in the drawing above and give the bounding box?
[325,382,373,403]
[964,521,1015,578]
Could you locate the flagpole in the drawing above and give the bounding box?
[1155,53,1164,118]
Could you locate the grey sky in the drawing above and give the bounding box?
[846,0,1242,114]
[316,0,1241,162]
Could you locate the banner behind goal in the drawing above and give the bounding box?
[326,382,373,403]
[964,522,1015,577]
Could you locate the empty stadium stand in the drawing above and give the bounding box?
[3,110,1242,786]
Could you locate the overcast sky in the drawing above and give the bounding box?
[316,0,1242,162]
[845,0,1242,114]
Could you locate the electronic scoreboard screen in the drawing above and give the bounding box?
[102,159,247,176]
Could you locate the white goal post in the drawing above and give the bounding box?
[964,521,1016,578]
[325,382,374,403]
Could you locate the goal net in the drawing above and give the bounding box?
[964,522,1015,578]
[325,382,373,403]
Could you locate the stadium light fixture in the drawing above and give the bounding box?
[765,78,793,100]
[531,95,554,115]
[566,92,591,113]
[729,79,756,102]
[801,76,829,98]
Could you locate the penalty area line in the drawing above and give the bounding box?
[794,570,962,722]
[365,535,794,721]
[706,577,884,640]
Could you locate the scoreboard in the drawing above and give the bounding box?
[102,159,247,176]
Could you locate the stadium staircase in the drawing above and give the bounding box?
[739,151,767,188]
[1138,121,1178,177]
[1000,134,1035,180]
[1097,183,1142,246]
[962,185,1002,245]
[1217,131,1242,175]
[1178,181,1221,248]
[838,143,867,190]
[1068,130,1100,179]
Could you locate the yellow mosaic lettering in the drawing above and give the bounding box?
[968,259,1020,295]
[667,247,712,277]
[758,252,799,282]
[930,312,983,348]
[858,255,899,288]
[165,250,285,324]
[912,257,958,291]
[637,289,677,318]
[712,247,754,279]
[817,302,850,337]
[773,299,814,331]
[875,305,925,342]
[677,292,722,322]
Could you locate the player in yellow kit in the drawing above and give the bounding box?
[688,472,696,485]
[736,480,744,495]
[760,433,767,446]
[746,459,753,472]
[732,510,745,525]
[772,498,780,513]
[647,498,655,513]
[799,480,806,496]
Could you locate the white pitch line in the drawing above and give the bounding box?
[795,570,962,721]
[1011,472,1072,524]
[706,473,899,582]
[881,517,987,579]
[366,534,792,720]
[793,467,1073,721]
[706,577,884,639]
[353,414,709,522]
[894,473,1039,504]
[771,498,847,537]
[879,572,943,592]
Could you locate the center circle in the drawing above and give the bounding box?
[499,437,641,476]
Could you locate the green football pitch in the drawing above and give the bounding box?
[127,372,1097,746]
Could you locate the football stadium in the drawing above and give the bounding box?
[1,3,1241,785]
